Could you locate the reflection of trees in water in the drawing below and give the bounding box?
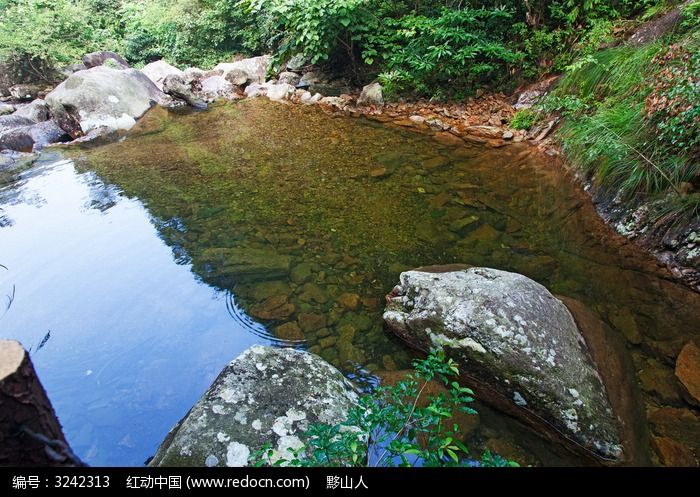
[152,216,192,266]
[82,173,121,213]
[0,211,13,228]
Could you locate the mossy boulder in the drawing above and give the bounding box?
[150,346,358,467]
[383,267,622,461]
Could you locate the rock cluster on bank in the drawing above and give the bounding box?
[1,48,546,156]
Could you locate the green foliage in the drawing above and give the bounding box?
[245,0,371,68]
[645,34,700,157]
[510,109,539,130]
[0,0,118,80]
[254,350,519,467]
[375,7,522,97]
[543,32,699,199]
[119,0,269,67]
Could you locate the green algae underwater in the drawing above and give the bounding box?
[69,98,699,465]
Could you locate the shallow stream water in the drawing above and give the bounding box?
[1,99,697,466]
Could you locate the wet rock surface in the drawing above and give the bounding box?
[149,345,357,466]
[384,267,623,460]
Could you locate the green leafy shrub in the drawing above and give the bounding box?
[376,7,522,97]
[510,109,539,130]
[255,350,519,467]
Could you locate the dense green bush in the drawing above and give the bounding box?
[0,0,115,80]
[539,32,699,199]
[119,0,269,67]
[374,7,521,97]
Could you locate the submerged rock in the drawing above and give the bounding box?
[46,66,165,137]
[149,345,357,466]
[383,267,623,460]
[197,246,291,282]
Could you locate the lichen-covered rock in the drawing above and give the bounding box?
[383,267,622,460]
[224,68,250,87]
[277,71,301,87]
[46,66,166,137]
[0,103,14,116]
[199,75,237,101]
[149,345,358,466]
[141,60,184,91]
[9,84,40,102]
[243,83,268,98]
[162,73,207,109]
[0,115,34,135]
[357,82,384,107]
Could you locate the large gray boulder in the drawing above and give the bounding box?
[141,60,184,91]
[45,66,166,137]
[214,56,271,85]
[82,51,129,70]
[383,267,623,460]
[150,345,358,467]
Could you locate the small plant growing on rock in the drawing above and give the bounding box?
[510,109,539,130]
[254,350,518,467]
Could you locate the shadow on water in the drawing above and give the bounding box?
[1,99,698,465]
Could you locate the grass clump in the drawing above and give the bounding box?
[541,24,699,203]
